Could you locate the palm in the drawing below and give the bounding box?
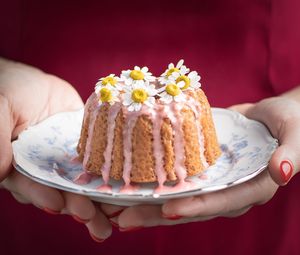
[0,63,83,139]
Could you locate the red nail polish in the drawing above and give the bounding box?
[107,209,124,218]
[72,215,90,224]
[280,160,293,183]
[109,219,119,228]
[43,207,60,215]
[119,226,143,232]
[162,213,182,220]
[89,233,105,243]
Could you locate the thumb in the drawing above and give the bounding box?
[0,95,13,181]
[267,120,300,186]
[245,98,300,186]
[228,103,254,115]
[268,145,296,186]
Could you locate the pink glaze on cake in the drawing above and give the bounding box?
[77,92,217,194]
[76,62,221,194]
[101,103,121,184]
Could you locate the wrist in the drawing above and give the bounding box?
[280,85,300,103]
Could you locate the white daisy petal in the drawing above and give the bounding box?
[125,79,132,86]
[157,86,166,93]
[136,80,144,86]
[176,59,184,68]
[168,63,174,69]
[133,103,142,111]
[174,94,185,102]
[161,70,168,77]
[141,66,149,73]
[188,71,198,79]
[177,81,185,88]
[128,104,135,112]
[170,72,180,79]
[144,100,153,108]
[147,96,156,105]
[180,66,189,75]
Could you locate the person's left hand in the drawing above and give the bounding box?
[114,97,300,229]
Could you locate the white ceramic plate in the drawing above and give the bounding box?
[12,108,278,206]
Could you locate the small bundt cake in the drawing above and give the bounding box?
[77,60,221,187]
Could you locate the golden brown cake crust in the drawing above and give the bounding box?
[110,110,124,180]
[77,88,221,183]
[196,89,222,164]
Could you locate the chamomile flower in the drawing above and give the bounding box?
[123,83,158,111]
[121,66,155,86]
[158,81,186,104]
[170,71,201,90]
[95,74,122,93]
[159,59,190,84]
[97,84,120,106]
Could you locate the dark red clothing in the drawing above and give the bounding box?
[1,0,300,254]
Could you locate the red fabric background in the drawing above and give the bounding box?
[1,0,300,254]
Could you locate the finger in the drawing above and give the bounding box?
[99,203,126,218]
[118,205,215,229]
[11,191,31,204]
[246,98,300,185]
[61,192,96,223]
[2,171,64,211]
[221,206,252,218]
[0,95,13,181]
[228,103,254,115]
[162,171,277,218]
[86,206,112,242]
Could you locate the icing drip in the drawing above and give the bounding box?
[100,103,121,184]
[122,103,167,189]
[154,179,198,195]
[164,102,187,182]
[119,184,140,194]
[122,107,143,186]
[97,184,113,193]
[82,103,99,171]
[148,105,167,187]
[74,172,97,185]
[79,91,208,192]
[186,96,209,168]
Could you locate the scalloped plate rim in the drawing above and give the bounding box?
[12,107,278,205]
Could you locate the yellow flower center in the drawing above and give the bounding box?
[130,70,145,80]
[176,75,190,90]
[166,67,179,77]
[166,84,181,96]
[102,76,117,86]
[131,89,148,103]
[100,88,112,102]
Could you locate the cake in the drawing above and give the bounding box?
[77,60,221,188]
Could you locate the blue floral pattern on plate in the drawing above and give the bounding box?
[12,108,278,206]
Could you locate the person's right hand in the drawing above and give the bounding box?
[0,58,122,242]
[115,96,300,230]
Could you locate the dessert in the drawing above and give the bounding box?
[77,60,221,188]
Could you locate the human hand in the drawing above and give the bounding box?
[114,96,300,229]
[0,58,122,241]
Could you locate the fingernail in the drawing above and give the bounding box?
[109,219,119,228]
[43,207,60,215]
[89,232,105,243]
[72,215,90,224]
[280,160,293,183]
[162,213,182,220]
[107,209,124,218]
[119,226,143,232]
